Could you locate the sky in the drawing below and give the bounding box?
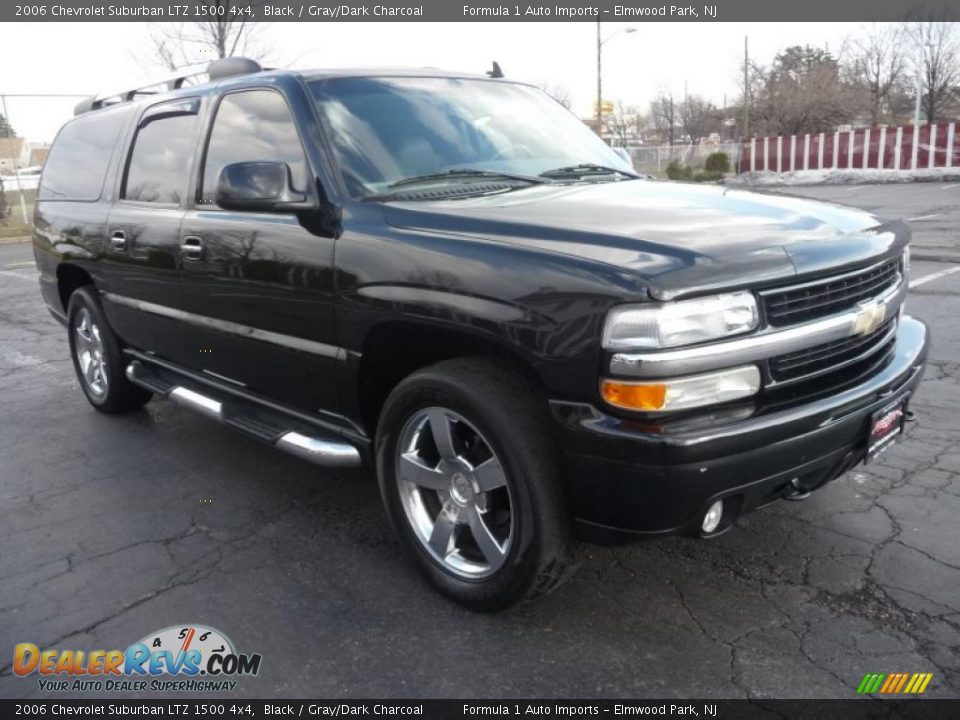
[0,21,867,143]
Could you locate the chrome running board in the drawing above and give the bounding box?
[125,361,362,468]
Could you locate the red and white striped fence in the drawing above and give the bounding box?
[740,123,960,174]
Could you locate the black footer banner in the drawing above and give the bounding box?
[2,700,960,720]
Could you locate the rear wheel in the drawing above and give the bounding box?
[376,357,576,610]
[67,286,152,413]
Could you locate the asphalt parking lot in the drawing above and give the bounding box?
[1,182,959,700]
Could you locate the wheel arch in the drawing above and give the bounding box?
[356,321,548,438]
[57,264,96,313]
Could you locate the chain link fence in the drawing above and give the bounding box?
[627,142,743,177]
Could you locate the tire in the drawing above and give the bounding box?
[67,286,152,413]
[375,357,576,611]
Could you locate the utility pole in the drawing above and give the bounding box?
[596,21,603,135]
[914,32,930,126]
[742,35,750,140]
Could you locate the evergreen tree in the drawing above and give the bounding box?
[0,112,15,139]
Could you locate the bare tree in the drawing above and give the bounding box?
[607,102,642,147]
[650,93,677,145]
[146,2,269,70]
[679,94,717,145]
[846,23,907,125]
[905,10,960,123]
[538,83,574,111]
[750,46,852,135]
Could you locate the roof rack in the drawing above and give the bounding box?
[74,57,263,116]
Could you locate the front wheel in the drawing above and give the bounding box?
[375,357,576,611]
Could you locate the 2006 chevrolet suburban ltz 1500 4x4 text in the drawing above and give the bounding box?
[33,58,929,610]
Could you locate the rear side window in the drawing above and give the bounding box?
[123,107,198,204]
[200,90,307,204]
[39,106,129,201]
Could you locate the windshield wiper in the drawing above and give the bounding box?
[387,168,545,190]
[539,164,641,180]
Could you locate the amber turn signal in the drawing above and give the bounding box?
[600,380,668,411]
[600,366,761,413]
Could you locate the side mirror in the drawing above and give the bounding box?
[612,147,633,169]
[215,161,317,213]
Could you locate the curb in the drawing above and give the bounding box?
[0,235,31,245]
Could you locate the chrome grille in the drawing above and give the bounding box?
[769,319,897,383]
[762,259,900,327]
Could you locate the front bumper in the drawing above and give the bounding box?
[551,316,929,545]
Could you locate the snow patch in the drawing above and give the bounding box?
[727,167,960,187]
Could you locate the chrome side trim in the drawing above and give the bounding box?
[276,431,362,467]
[610,278,907,378]
[170,386,223,420]
[202,368,247,387]
[103,292,346,360]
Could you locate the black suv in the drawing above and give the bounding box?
[34,58,929,609]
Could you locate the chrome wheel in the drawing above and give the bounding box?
[396,407,514,578]
[74,307,108,397]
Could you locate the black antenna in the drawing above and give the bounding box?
[487,61,504,79]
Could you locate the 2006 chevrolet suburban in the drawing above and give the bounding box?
[34,58,929,609]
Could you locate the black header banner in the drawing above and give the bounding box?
[3,0,958,22]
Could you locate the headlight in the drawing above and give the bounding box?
[601,365,761,412]
[602,292,759,349]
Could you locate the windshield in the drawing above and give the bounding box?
[309,76,631,198]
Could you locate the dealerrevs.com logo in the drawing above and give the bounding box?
[14,624,262,693]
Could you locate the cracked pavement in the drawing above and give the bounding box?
[1,183,959,699]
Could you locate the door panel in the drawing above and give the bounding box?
[101,205,185,358]
[100,99,201,360]
[178,88,340,414]
[178,210,339,413]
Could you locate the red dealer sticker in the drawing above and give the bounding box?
[866,394,909,463]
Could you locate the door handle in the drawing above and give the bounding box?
[181,236,205,261]
[110,230,127,252]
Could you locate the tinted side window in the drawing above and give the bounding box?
[201,90,307,204]
[123,112,198,204]
[39,106,129,201]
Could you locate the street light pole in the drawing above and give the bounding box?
[914,38,936,126]
[595,23,637,140]
[914,39,924,126]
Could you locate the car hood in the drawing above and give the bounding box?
[383,180,908,300]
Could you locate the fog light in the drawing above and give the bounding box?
[702,500,723,534]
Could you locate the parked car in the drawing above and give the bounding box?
[3,166,43,192]
[34,59,929,610]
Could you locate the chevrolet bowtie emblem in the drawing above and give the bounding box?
[853,302,886,336]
